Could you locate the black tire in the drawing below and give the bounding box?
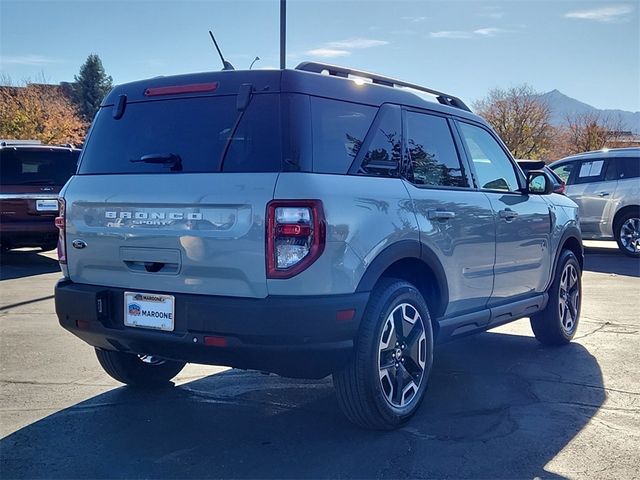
[614,209,640,258]
[95,349,186,387]
[333,278,434,430]
[530,250,582,345]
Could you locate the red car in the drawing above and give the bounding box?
[1,141,80,252]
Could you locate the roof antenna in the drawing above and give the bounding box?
[280,0,286,69]
[208,30,235,70]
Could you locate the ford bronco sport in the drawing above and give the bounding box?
[54,63,583,429]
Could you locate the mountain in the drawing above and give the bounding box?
[537,90,640,134]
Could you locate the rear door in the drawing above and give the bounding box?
[566,158,617,237]
[456,121,553,302]
[400,109,495,317]
[64,93,282,298]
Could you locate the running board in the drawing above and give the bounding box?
[436,294,548,343]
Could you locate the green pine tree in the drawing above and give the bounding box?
[73,54,113,121]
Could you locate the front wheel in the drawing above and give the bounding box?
[333,279,434,430]
[530,250,582,345]
[95,349,186,387]
[614,210,640,257]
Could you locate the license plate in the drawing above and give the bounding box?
[124,292,175,331]
[36,199,58,211]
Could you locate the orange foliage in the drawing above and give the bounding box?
[0,83,87,145]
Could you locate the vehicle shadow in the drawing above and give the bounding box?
[583,246,640,277]
[0,331,603,479]
[0,250,60,281]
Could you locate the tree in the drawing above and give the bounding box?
[563,112,624,155]
[73,54,113,121]
[0,79,87,144]
[473,85,553,160]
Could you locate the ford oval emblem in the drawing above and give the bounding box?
[72,239,87,249]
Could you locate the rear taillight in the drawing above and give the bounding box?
[266,200,326,279]
[55,198,66,264]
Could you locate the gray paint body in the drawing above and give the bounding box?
[59,67,582,330]
[62,171,579,320]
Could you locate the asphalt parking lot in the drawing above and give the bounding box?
[1,243,638,479]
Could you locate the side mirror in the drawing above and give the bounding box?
[527,170,553,195]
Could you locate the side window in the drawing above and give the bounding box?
[405,112,468,187]
[574,159,606,184]
[616,157,639,179]
[551,162,575,184]
[358,106,402,177]
[458,122,520,192]
[310,97,376,174]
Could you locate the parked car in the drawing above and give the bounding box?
[550,148,639,257]
[0,141,80,252]
[54,63,583,429]
[517,159,565,194]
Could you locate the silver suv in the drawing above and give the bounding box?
[550,148,639,257]
[54,63,584,429]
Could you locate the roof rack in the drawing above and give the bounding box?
[295,62,471,112]
[0,139,42,147]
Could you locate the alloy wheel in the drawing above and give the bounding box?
[620,217,640,254]
[558,263,580,334]
[377,303,427,408]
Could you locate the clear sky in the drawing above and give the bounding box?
[1,0,638,111]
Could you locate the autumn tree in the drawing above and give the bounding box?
[0,79,87,144]
[73,54,113,122]
[474,85,553,159]
[563,112,624,155]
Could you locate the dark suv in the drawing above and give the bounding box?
[0,141,80,252]
[54,63,583,429]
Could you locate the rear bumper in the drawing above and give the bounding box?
[55,280,369,378]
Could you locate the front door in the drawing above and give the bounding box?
[456,121,553,302]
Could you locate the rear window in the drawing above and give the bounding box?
[78,94,281,174]
[0,148,79,186]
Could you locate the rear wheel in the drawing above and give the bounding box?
[95,349,186,387]
[614,210,640,257]
[333,279,434,430]
[530,250,581,345]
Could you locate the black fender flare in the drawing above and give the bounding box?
[547,226,583,290]
[355,240,449,316]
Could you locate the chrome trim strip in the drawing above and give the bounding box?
[0,194,59,200]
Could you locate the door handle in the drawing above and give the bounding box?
[428,210,456,221]
[598,192,610,197]
[499,209,518,220]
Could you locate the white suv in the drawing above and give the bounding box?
[550,148,640,257]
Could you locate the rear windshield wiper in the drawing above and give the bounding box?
[130,153,182,171]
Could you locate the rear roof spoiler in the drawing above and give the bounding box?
[295,61,471,112]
